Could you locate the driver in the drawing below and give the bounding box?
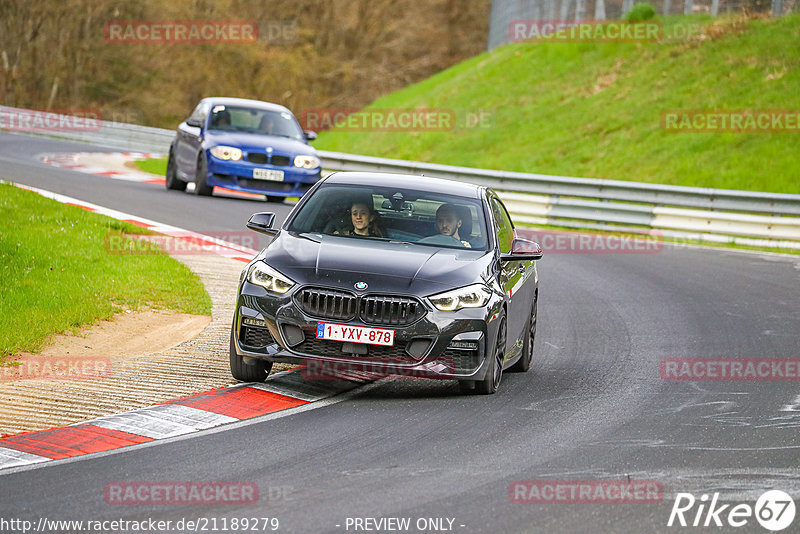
[435,204,471,248]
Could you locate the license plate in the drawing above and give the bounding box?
[316,322,394,346]
[253,168,284,181]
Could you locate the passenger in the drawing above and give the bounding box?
[435,203,471,248]
[335,201,384,238]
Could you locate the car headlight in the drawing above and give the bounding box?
[248,262,295,294]
[294,155,320,169]
[428,284,491,312]
[209,145,242,161]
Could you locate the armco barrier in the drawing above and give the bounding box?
[3,106,799,248]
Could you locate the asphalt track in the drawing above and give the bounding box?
[1,132,799,533]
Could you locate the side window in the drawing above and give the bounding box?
[490,197,513,254]
[188,102,210,125]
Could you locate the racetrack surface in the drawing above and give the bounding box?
[1,132,799,533]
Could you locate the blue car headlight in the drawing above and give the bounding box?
[209,145,243,161]
[294,155,320,169]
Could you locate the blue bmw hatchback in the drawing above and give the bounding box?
[166,97,321,201]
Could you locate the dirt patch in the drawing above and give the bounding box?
[6,310,210,370]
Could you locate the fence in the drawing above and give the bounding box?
[2,105,799,250]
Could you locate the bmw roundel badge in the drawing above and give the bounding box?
[354,281,368,291]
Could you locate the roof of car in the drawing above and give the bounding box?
[323,172,485,198]
[201,97,291,114]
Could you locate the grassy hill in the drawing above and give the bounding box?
[315,14,800,194]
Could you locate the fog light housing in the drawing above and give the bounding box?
[447,340,479,351]
[242,317,266,327]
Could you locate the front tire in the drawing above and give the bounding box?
[194,153,213,196]
[165,150,186,191]
[510,296,537,372]
[229,330,271,382]
[476,316,505,395]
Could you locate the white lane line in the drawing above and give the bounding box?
[12,182,257,262]
[780,393,800,412]
[0,447,51,469]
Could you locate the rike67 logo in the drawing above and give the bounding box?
[668,490,796,531]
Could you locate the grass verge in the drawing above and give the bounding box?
[316,14,800,194]
[134,157,167,176]
[0,182,212,364]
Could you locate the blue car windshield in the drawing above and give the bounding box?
[207,105,304,140]
[288,184,489,251]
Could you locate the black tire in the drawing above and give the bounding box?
[476,316,505,395]
[266,196,284,203]
[510,295,537,372]
[194,152,213,196]
[165,149,186,191]
[229,330,271,382]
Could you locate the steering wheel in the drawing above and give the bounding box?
[416,234,464,246]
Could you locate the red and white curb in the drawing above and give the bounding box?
[0,183,376,471]
[14,182,257,263]
[40,151,268,200]
[0,369,366,470]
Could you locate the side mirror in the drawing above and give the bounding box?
[304,130,318,141]
[500,238,543,261]
[185,117,203,128]
[246,212,278,236]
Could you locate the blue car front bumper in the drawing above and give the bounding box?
[206,156,321,197]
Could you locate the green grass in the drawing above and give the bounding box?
[315,14,800,194]
[134,157,167,176]
[0,183,211,363]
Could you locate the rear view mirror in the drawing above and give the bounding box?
[185,117,203,128]
[304,130,318,141]
[247,212,278,236]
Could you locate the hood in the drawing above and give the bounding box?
[259,232,492,296]
[204,131,313,155]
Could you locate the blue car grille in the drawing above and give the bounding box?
[246,152,291,166]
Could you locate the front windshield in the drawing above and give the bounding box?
[207,105,304,140]
[287,183,488,251]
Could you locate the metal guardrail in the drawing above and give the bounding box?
[3,106,799,248]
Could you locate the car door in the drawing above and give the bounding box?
[489,194,531,362]
[175,101,209,179]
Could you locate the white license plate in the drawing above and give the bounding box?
[316,322,394,346]
[253,168,284,181]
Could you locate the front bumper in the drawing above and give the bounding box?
[206,156,320,197]
[232,280,504,381]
